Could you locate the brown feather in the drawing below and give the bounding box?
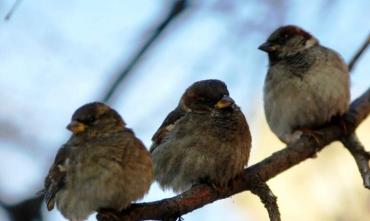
[150,107,186,151]
[43,146,69,210]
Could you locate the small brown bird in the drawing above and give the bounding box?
[43,102,153,221]
[150,79,251,192]
[259,25,350,143]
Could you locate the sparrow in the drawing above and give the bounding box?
[259,25,350,144]
[43,102,153,221]
[150,79,251,192]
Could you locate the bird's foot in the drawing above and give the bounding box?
[299,128,323,146]
[284,131,304,144]
[195,178,222,192]
[286,129,323,158]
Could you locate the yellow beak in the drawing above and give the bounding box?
[214,95,234,109]
[66,121,86,134]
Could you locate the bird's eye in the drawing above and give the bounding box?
[279,34,289,44]
[81,115,96,124]
[86,116,96,123]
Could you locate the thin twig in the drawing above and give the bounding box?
[4,0,23,21]
[249,180,280,221]
[340,33,370,189]
[102,0,189,103]
[341,134,370,188]
[348,33,370,72]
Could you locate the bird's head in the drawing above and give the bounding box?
[259,25,318,60]
[67,102,125,135]
[180,79,235,112]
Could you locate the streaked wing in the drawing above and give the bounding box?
[150,107,185,152]
[43,145,70,211]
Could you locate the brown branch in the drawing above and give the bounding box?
[101,0,189,103]
[338,34,370,189]
[96,87,370,220]
[249,180,280,221]
[348,32,370,72]
[341,134,370,188]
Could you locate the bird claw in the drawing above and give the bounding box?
[208,182,219,191]
[286,129,322,157]
[284,131,304,144]
[299,128,323,145]
[299,128,323,158]
[197,178,220,191]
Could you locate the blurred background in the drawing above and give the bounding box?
[0,0,369,220]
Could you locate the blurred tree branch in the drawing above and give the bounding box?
[0,196,43,221]
[97,32,370,221]
[348,33,370,71]
[102,0,189,103]
[4,0,23,21]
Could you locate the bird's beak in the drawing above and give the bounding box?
[214,95,234,109]
[67,121,86,134]
[258,42,278,53]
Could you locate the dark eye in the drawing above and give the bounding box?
[86,115,96,123]
[278,34,289,44]
[78,115,96,124]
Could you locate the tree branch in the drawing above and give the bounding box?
[341,134,370,188]
[97,86,370,220]
[1,196,43,221]
[339,32,370,189]
[249,180,280,221]
[101,0,189,103]
[4,0,23,21]
[348,32,370,72]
